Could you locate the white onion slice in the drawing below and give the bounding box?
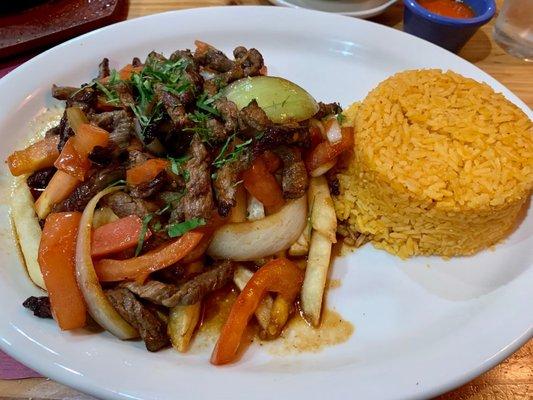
[75,186,138,340]
[207,195,307,261]
[246,195,265,221]
[326,119,342,143]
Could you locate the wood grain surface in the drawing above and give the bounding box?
[1,0,532,399]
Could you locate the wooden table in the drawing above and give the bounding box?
[1,1,532,399]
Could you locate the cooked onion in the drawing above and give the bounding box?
[207,195,307,261]
[75,186,138,340]
[326,119,342,143]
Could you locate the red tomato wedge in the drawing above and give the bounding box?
[306,126,354,175]
[38,212,87,330]
[7,136,60,176]
[242,157,284,212]
[91,215,151,258]
[126,158,169,186]
[94,231,204,282]
[210,258,303,365]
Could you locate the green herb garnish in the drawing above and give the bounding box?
[212,135,253,169]
[336,113,346,125]
[135,214,154,256]
[167,218,206,238]
[168,155,190,181]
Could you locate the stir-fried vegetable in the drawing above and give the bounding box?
[208,195,307,261]
[34,171,80,220]
[94,231,204,282]
[38,212,87,330]
[301,176,337,326]
[223,76,319,123]
[306,126,354,177]
[211,257,304,365]
[75,186,138,340]
[91,215,151,257]
[126,158,169,186]
[242,157,284,212]
[7,136,59,176]
[168,303,202,352]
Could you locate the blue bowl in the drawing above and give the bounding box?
[403,0,496,53]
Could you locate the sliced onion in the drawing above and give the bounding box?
[207,195,307,261]
[75,186,138,340]
[310,160,336,178]
[326,119,342,143]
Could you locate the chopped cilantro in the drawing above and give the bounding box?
[135,214,154,256]
[169,155,190,181]
[212,135,253,169]
[336,113,346,125]
[167,218,206,238]
[95,81,120,105]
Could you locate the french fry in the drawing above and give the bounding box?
[246,195,265,221]
[233,266,273,330]
[167,261,203,352]
[301,176,337,326]
[308,176,337,243]
[168,303,202,353]
[263,295,290,339]
[229,185,247,223]
[11,175,46,290]
[301,231,333,326]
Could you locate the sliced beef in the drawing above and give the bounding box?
[90,110,135,149]
[44,125,60,137]
[122,261,235,307]
[205,118,228,143]
[106,288,169,352]
[194,45,234,73]
[214,98,239,133]
[126,149,152,169]
[213,153,250,217]
[27,167,56,190]
[113,81,135,107]
[233,46,264,77]
[130,171,168,199]
[154,83,188,127]
[314,102,342,119]
[178,136,215,221]
[103,191,153,219]
[238,99,272,135]
[98,58,110,80]
[51,85,78,100]
[23,296,52,319]
[253,123,310,154]
[132,57,142,67]
[88,145,120,167]
[53,166,125,212]
[275,147,308,199]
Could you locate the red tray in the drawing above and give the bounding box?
[0,0,128,60]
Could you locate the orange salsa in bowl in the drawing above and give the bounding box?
[417,0,475,18]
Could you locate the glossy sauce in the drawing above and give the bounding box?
[418,0,475,18]
[190,286,354,356]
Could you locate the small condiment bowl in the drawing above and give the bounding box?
[403,0,496,53]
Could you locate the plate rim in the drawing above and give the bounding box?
[0,6,531,400]
[266,0,398,18]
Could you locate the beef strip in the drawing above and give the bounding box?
[205,118,228,142]
[132,57,142,67]
[122,261,235,307]
[238,99,272,135]
[314,102,342,120]
[130,171,168,199]
[90,110,135,149]
[53,166,125,212]
[233,46,264,77]
[213,153,250,217]
[253,124,310,154]
[44,126,60,137]
[214,98,239,133]
[194,45,234,72]
[274,147,308,199]
[51,85,78,100]
[98,58,110,80]
[126,149,152,169]
[102,191,153,219]
[88,145,119,167]
[177,136,215,221]
[23,296,52,319]
[106,288,168,352]
[27,167,56,189]
[113,81,135,107]
[154,83,189,127]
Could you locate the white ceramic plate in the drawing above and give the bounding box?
[268,0,397,17]
[0,6,531,400]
